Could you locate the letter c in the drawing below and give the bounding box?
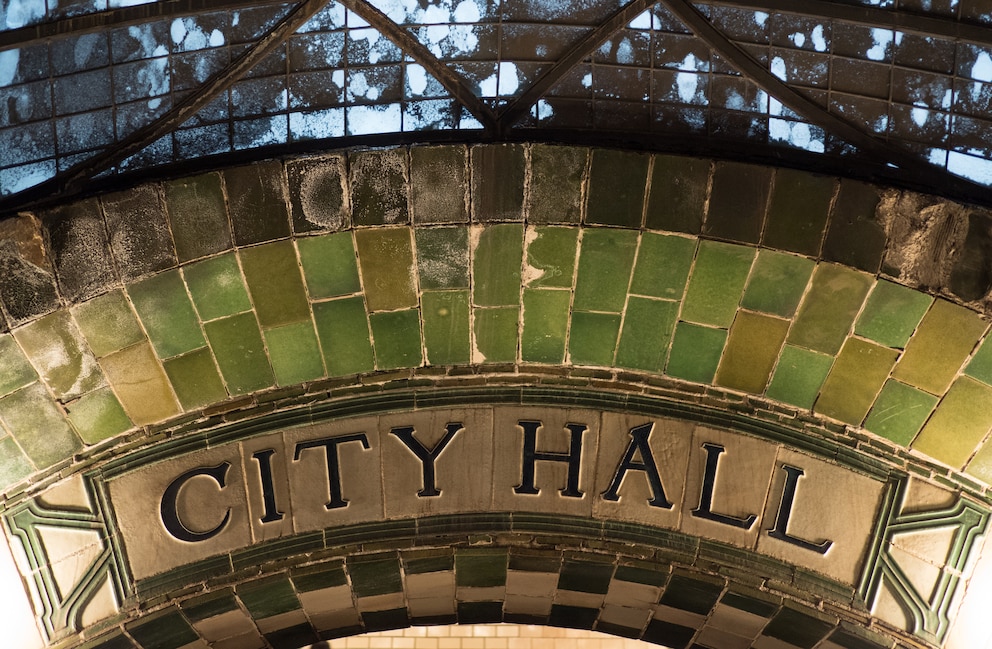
[160,463,232,542]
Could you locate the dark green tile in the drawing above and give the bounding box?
[0,435,33,488]
[950,210,992,301]
[163,172,232,262]
[573,228,638,312]
[181,588,239,622]
[528,145,586,224]
[362,608,410,632]
[681,240,755,327]
[815,338,898,426]
[741,250,814,318]
[204,312,275,394]
[102,185,177,283]
[292,562,348,592]
[569,311,620,367]
[264,321,325,385]
[864,380,938,446]
[129,270,205,359]
[614,565,668,587]
[350,149,408,226]
[558,560,614,594]
[521,289,569,363]
[458,601,504,624]
[77,631,137,649]
[720,591,779,617]
[645,155,709,234]
[422,291,470,365]
[455,548,508,587]
[761,168,834,256]
[666,323,727,384]
[14,310,103,400]
[416,227,469,290]
[224,161,291,246]
[348,556,402,597]
[525,227,577,289]
[915,377,992,468]
[855,281,933,349]
[72,290,144,357]
[586,149,648,227]
[66,386,132,444]
[298,232,361,299]
[629,233,695,300]
[823,180,884,273]
[549,605,598,629]
[642,619,697,647]
[241,241,311,328]
[410,145,467,223]
[474,307,518,363]
[471,144,525,221]
[286,155,349,233]
[126,607,198,649]
[615,297,678,372]
[0,333,37,396]
[766,345,833,409]
[404,552,454,574]
[659,574,722,614]
[266,623,317,649]
[313,297,374,376]
[787,264,872,355]
[238,577,301,619]
[183,253,252,321]
[763,607,833,648]
[704,162,772,244]
[825,628,888,649]
[966,334,992,386]
[715,312,789,394]
[355,228,417,311]
[371,309,423,370]
[473,224,523,306]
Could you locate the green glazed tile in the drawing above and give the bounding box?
[0,333,37,397]
[371,309,423,370]
[0,435,33,488]
[349,557,403,597]
[126,607,199,649]
[181,589,240,621]
[410,145,468,224]
[313,297,375,376]
[183,253,252,321]
[645,155,709,234]
[761,168,834,256]
[473,223,523,306]
[787,263,872,355]
[965,436,992,484]
[455,548,508,587]
[586,149,648,227]
[298,232,361,298]
[422,291,470,365]
[72,290,144,357]
[915,377,992,468]
[966,334,992,386]
[350,149,408,226]
[521,289,570,363]
[238,577,301,619]
[864,380,939,447]
[474,307,518,363]
[163,172,232,263]
[355,228,417,311]
[416,227,470,290]
[66,386,132,444]
[0,383,81,469]
[893,299,987,396]
[766,345,833,409]
[615,297,678,372]
[666,322,727,384]
[660,574,723,614]
[101,342,181,425]
[240,241,311,328]
[704,162,772,244]
[528,145,586,224]
[163,347,228,410]
[573,228,638,312]
[204,313,275,394]
[815,338,899,426]
[13,310,104,400]
[681,240,755,327]
[128,269,206,359]
[855,281,933,349]
[569,311,620,367]
[525,227,577,289]
[629,233,695,300]
[264,321,325,386]
[822,180,884,273]
[715,312,789,394]
[741,250,814,318]
[471,144,525,221]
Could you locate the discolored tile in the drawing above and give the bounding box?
[350,149,408,226]
[0,383,81,468]
[568,311,620,367]
[72,289,144,358]
[102,184,177,282]
[914,377,992,469]
[43,198,117,302]
[822,180,884,273]
[528,145,586,224]
[521,289,570,363]
[645,155,709,234]
[787,263,872,355]
[704,162,772,244]
[14,310,104,401]
[422,291,470,365]
[163,172,232,262]
[183,253,253,321]
[715,311,790,394]
[586,149,648,227]
[474,307,518,363]
[629,232,695,300]
[615,297,678,372]
[814,337,898,426]
[100,342,181,425]
[286,154,349,233]
[416,227,470,290]
[741,250,814,318]
[666,322,727,383]
[264,321,325,386]
[370,309,423,370]
[240,241,312,328]
[0,436,33,489]
[163,347,228,411]
[225,161,291,246]
[355,228,417,311]
[471,144,525,221]
[0,333,37,397]
[573,228,638,312]
[855,280,933,349]
[863,380,938,447]
[204,313,275,395]
[681,240,755,327]
[473,223,524,307]
[524,227,577,289]
[410,145,467,223]
[312,297,374,376]
[761,168,834,256]
[128,269,206,359]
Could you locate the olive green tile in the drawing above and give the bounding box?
[893,299,987,395]
[586,149,648,227]
[615,297,678,372]
[416,227,470,290]
[355,228,418,311]
[787,263,872,355]
[0,435,33,488]
[521,289,570,363]
[14,310,104,400]
[0,383,81,469]
[128,269,206,359]
[681,240,755,327]
[264,321,325,386]
[528,144,586,224]
[313,297,374,376]
[645,155,709,234]
[473,223,523,306]
[704,162,772,244]
[204,313,275,394]
[864,380,939,447]
[573,228,638,312]
[855,281,933,349]
[72,290,144,357]
[127,607,199,649]
[761,168,834,256]
[766,345,833,409]
[0,333,37,397]
[240,241,311,328]
[471,144,525,221]
[371,309,423,370]
[474,307,518,363]
[224,161,291,246]
[66,386,132,444]
[101,342,182,424]
[666,323,727,384]
[966,435,992,484]
[348,557,403,597]
[298,232,361,299]
[422,291,470,365]
[914,377,992,469]
[741,250,814,318]
[163,172,232,263]
[814,338,898,426]
[525,227,577,289]
[569,311,620,367]
[410,145,468,224]
[163,347,228,410]
[239,576,301,619]
[455,548,508,587]
[822,180,884,273]
[350,148,408,226]
[629,233,695,300]
[715,311,789,394]
[966,334,992,386]
[182,253,253,321]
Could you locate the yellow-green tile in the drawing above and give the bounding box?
[966,334,992,386]
[313,297,374,376]
[766,345,833,410]
[240,241,311,327]
[573,228,638,312]
[416,227,470,290]
[474,307,518,363]
[855,280,933,349]
[183,253,252,321]
[914,377,992,469]
[525,227,577,289]
[0,383,81,469]
[101,342,182,425]
[569,311,620,367]
[864,380,939,447]
[13,311,104,400]
[0,333,37,397]
[128,269,206,358]
[629,233,695,300]
[355,228,417,311]
[371,309,423,370]
[72,290,144,357]
[422,291,470,365]
[741,250,814,318]
[298,232,361,299]
[264,321,325,386]
[965,437,992,484]
[473,224,523,306]
[204,313,275,394]
[66,386,132,444]
[163,347,229,411]
[787,263,872,355]
[615,297,678,372]
[814,338,898,426]
[715,311,789,394]
[521,289,570,363]
[0,436,33,488]
[666,322,727,384]
[681,241,755,327]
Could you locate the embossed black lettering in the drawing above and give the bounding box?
[514,420,585,498]
[691,443,757,529]
[768,465,832,554]
[601,423,672,508]
[294,433,370,510]
[251,449,284,523]
[161,463,232,542]
[390,423,463,497]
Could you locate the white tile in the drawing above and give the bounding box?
[255,609,306,633]
[505,571,557,597]
[598,604,650,629]
[604,580,661,608]
[298,584,353,614]
[192,610,257,642]
[356,591,405,612]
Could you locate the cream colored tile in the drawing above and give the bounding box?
[944,534,992,649]
[36,473,89,510]
[505,571,557,596]
[604,580,661,608]
[891,526,956,568]
[503,594,552,615]
[695,626,752,649]
[552,589,603,608]
[751,635,798,649]
[78,573,119,627]
[706,603,768,636]
[255,609,306,633]
[652,604,704,627]
[408,596,456,617]
[356,591,405,612]
[39,526,103,596]
[239,431,295,542]
[310,607,362,632]
[100,342,181,425]
[406,571,455,598]
[598,604,650,629]
[900,476,958,514]
[0,536,44,649]
[192,610,256,642]
[299,584,353,614]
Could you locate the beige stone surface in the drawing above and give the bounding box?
[192,610,257,642]
[239,431,295,542]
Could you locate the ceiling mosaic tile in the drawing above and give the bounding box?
[573,228,638,312]
[263,321,325,386]
[422,290,471,365]
[161,347,228,412]
[202,312,275,395]
[127,270,206,360]
[740,250,814,318]
[521,289,570,364]
[181,253,253,322]
[666,321,727,384]
[855,280,934,349]
[240,241,312,329]
[864,379,939,447]
[787,263,872,356]
[715,311,789,394]
[681,240,754,328]
[913,377,992,468]
[312,296,375,376]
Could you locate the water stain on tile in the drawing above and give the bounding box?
[183,253,253,321]
[473,224,523,307]
[101,184,177,282]
[286,155,349,233]
[225,161,291,246]
[528,145,586,224]
[128,269,206,359]
[350,149,408,226]
[0,216,60,326]
[822,180,884,273]
[417,227,470,290]
[100,342,181,425]
[356,228,417,311]
[72,289,145,358]
[163,172,232,263]
[524,227,577,290]
[0,383,81,468]
[410,145,467,224]
[43,198,116,302]
[14,310,104,401]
